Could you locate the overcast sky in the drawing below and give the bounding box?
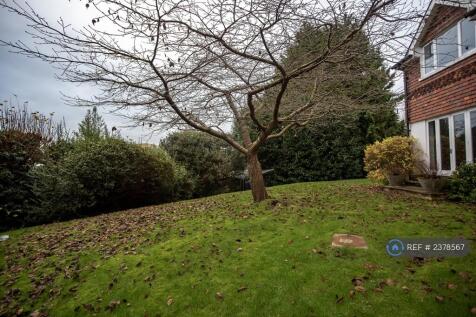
[0,0,165,143]
[0,0,429,143]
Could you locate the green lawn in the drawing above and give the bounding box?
[1,179,475,316]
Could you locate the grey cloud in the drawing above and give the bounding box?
[0,0,164,143]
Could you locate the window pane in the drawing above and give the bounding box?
[453,114,466,167]
[424,44,434,74]
[461,18,476,53]
[471,111,476,162]
[437,25,458,66]
[428,121,437,170]
[439,118,451,170]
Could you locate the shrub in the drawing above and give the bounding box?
[255,110,404,185]
[31,138,177,222]
[44,139,75,162]
[171,163,196,200]
[0,130,43,229]
[364,136,417,182]
[161,131,234,197]
[0,101,68,229]
[448,163,476,203]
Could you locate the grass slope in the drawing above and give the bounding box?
[1,179,476,316]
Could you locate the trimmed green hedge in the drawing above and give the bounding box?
[257,110,403,185]
[29,138,178,224]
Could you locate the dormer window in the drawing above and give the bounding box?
[421,17,476,78]
[436,24,458,66]
[461,18,476,53]
[423,43,435,74]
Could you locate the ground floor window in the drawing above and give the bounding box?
[439,118,451,170]
[427,108,475,173]
[471,110,476,160]
[428,121,437,170]
[454,113,466,168]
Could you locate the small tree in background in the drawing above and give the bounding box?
[76,106,109,140]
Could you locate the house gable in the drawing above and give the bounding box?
[408,0,476,54]
[396,1,476,173]
[397,1,476,123]
[418,5,467,46]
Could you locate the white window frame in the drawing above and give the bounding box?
[421,41,436,75]
[425,106,476,175]
[420,18,476,80]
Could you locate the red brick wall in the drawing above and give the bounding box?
[403,5,476,124]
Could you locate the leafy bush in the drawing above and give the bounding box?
[31,138,177,222]
[0,130,43,228]
[364,136,417,182]
[0,101,68,229]
[255,110,404,185]
[448,163,476,203]
[44,139,75,162]
[161,131,235,197]
[171,163,196,200]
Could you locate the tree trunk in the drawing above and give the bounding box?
[247,151,268,202]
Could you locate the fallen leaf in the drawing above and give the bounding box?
[363,263,380,271]
[447,283,457,290]
[30,311,42,317]
[412,257,425,266]
[384,278,396,286]
[459,271,471,281]
[107,300,120,311]
[167,297,174,306]
[349,290,355,298]
[374,287,383,293]
[401,286,409,293]
[237,286,248,292]
[352,277,364,286]
[215,292,224,300]
[82,303,94,312]
[354,286,365,292]
[471,307,476,315]
[435,295,444,303]
[336,295,344,304]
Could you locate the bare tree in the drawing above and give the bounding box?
[0,0,419,201]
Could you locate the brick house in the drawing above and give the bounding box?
[394,0,476,174]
